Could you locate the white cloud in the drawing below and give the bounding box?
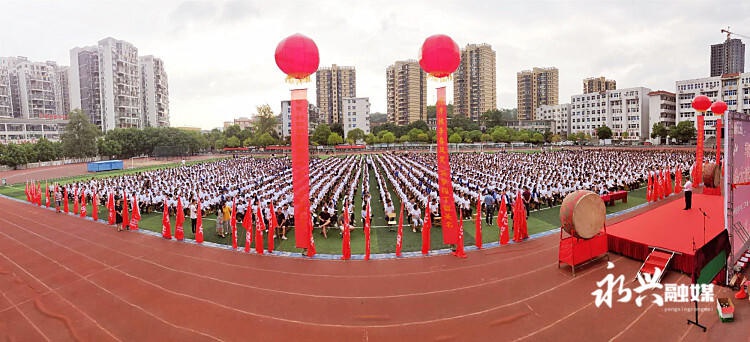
[0,0,748,129]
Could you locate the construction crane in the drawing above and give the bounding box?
[721,27,750,40]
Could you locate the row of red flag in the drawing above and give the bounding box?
[24,181,529,257]
[647,168,683,202]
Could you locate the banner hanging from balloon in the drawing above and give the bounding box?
[435,87,458,245]
[696,115,704,184]
[291,89,312,249]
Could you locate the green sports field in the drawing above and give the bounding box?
[0,155,650,255]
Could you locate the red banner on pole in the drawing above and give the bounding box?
[291,89,313,250]
[695,115,704,185]
[435,87,458,245]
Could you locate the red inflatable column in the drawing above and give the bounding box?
[291,89,313,251]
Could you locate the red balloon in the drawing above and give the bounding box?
[691,95,712,112]
[711,100,727,115]
[274,34,320,80]
[419,35,460,78]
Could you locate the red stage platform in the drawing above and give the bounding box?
[608,194,726,278]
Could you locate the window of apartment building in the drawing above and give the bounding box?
[724,90,737,96]
[727,100,737,106]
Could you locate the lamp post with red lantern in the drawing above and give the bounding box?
[274,33,319,257]
[691,95,712,185]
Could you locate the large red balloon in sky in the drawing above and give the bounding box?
[691,95,712,112]
[274,33,320,80]
[419,34,460,78]
[711,100,727,115]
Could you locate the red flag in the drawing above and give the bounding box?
[453,211,467,258]
[129,195,139,230]
[646,174,652,202]
[92,192,98,221]
[306,219,316,257]
[25,181,30,202]
[45,181,50,208]
[475,193,482,249]
[122,193,130,231]
[267,202,277,253]
[422,202,431,255]
[662,169,669,196]
[196,199,204,243]
[175,198,185,240]
[666,168,673,195]
[255,206,264,254]
[435,87,458,245]
[162,199,172,239]
[675,168,683,193]
[243,203,253,252]
[80,191,87,218]
[107,192,115,224]
[513,191,529,240]
[73,188,79,214]
[63,187,69,213]
[342,206,351,260]
[231,199,238,250]
[395,202,404,257]
[364,203,371,260]
[499,196,510,245]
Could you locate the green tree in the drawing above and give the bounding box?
[346,128,365,143]
[466,130,483,143]
[327,132,343,145]
[621,131,629,140]
[398,135,409,143]
[330,123,344,138]
[481,108,517,127]
[381,132,396,144]
[0,143,28,168]
[224,124,242,140]
[406,128,424,142]
[253,104,279,138]
[20,143,38,163]
[61,109,99,158]
[651,123,669,140]
[550,134,562,143]
[596,125,613,140]
[669,121,696,143]
[312,124,332,145]
[255,132,277,147]
[214,138,226,149]
[449,132,463,144]
[226,136,241,148]
[97,138,122,157]
[531,132,545,144]
[34,138,57,162]
[364,133,377,145]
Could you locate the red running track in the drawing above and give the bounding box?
[0,197,747,341]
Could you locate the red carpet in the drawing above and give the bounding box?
[608,194,724,275]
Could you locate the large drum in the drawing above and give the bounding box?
[559,190,606,239]
[702,162,721,188]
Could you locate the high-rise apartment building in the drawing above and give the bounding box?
[0,57,63,119]
[140,55,170,127]
[386,60,426,125]
[517,67,559,120]
[710,39,745,77]
[0,64,11,117]
[69,46,102,126]
[98,37,141,130]
[316,64,356,125]
[453,43,496,121]
[54,66,70,115]
[583,76,616,94]
[675,73,750,138]
[70,37,168,131]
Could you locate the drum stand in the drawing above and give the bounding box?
[686,300,706,332]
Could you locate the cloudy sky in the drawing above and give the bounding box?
[1,0,749,129]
